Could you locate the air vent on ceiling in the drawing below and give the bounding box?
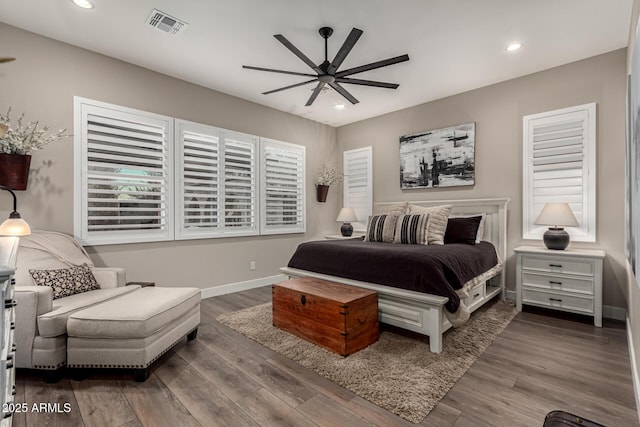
[146,9,188,36]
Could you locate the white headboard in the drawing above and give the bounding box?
[374,197,510,274]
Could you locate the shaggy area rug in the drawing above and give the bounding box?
[217,300,517,423]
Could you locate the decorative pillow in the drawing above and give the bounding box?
[407,204,453,245]
[29,263,100,300]
[373,201,408,216]
[365,215,398,243]
[449,213,486,243]
[393,214,429,244]
[444,216,484,245]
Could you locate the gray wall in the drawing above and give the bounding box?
[627,0,640,416]
[0,22,339,287]
[337,49,628,310]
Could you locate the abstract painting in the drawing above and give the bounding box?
[399,122,475,189]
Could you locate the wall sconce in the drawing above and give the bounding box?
[0,185,31,236]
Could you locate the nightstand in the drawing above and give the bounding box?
[325,234,364,240]
[515,246,604,327]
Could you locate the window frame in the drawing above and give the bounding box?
[343,146,373,232]
[75,97,305,245]
[259,137,306,235]
[74,97,174,246]
[522,102,596,242]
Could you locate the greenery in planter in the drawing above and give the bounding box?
[0,107,71,155]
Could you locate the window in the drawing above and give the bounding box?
[222,132,258,235]
[343,146,373,231]
[75,97,303,245]
[74,98,174,245]
[260,138,305,234]
[523,102,596,242]
[175,121,220,238]
[175,121,258,239]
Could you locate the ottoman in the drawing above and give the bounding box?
[66,287,201,381]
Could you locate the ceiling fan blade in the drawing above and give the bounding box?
[328,82,359,104]
[262,79,318,95]
[327,28,363,75]
[243,65,317,78]
[335,77,399,89]
[336,54,410,77]
[274,34,323,74]
[305,82,325,106]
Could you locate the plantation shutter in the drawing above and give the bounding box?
[260,138,305,234]
[175,121,220,239]
[222,132,257,235]
[523,103,596,241]
[75,101,173,245]
[343,146,373,231]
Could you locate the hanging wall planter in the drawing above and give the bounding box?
[316,185,329,203]
[0,153,31,190]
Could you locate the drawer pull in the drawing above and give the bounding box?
[549,297,563,302]
[549,281,563,285]
[549,264,563,268]
[473,293,481,298]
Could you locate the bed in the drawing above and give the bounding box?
[280,198,509,353]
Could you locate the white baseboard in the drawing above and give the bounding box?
[604,305,627,322]
[627,317,640,423]
[505,290,516,301]
[503,290,625,321]
[201,274,287,299]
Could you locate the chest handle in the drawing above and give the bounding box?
[300,295,306,305]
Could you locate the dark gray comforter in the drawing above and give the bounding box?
[287,240,499,313]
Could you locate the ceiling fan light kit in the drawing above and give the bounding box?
[243,26,409,107]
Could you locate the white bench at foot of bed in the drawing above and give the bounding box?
[279,266,502,353]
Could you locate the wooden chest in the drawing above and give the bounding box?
[272,277,379,356]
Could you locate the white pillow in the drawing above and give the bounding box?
[406,204,452,245]
[449,213,486,243]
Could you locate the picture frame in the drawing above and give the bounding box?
[399,122,475,189]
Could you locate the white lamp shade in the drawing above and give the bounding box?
[336,207,358,222]
[0,217,31,236]
[534,203,579,227]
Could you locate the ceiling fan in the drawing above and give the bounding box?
[243,27,409,106]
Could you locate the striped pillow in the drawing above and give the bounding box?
[365,215,398,243]
[394,214,429,245]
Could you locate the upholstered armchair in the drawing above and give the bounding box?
[14,231,136,375]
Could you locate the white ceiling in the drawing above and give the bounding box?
[0,0,633,127]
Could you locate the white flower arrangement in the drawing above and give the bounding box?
[316,163,342,186]
[0,107,71,155]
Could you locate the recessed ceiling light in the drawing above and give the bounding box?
[72,0,94,9]
[334,103,345,110]
[506,42,523,52]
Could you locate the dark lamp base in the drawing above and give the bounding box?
[543,227,570,250]
[340,222,353,237]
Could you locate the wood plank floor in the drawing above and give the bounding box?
[13,287,639,427]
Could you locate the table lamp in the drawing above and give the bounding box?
[0,185,31,236]
[336,207,358,237]
[534,203,578,250]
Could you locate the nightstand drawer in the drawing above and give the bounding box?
[521,256,594,276]
[522,272,593,295]
[522,288,593,314]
